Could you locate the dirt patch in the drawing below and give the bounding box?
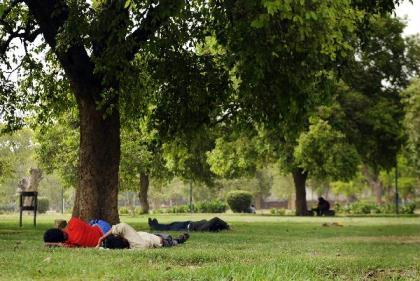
[322,236,420,244]
[363,267,418,280]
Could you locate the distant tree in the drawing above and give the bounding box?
[35,110,79,190]
[120,122,172,214]
[331,17,420,204]
[206,0,407,215]
[0,127,37,204]
[402,78,420,172]
[294,118,360,183]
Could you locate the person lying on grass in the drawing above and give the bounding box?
[43,217,111,247]
[97,222,189,249]
[148,217,230,232]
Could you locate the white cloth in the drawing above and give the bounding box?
[110,223,162,249]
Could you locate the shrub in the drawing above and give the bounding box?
[134,207,143,215]
[226,190,253,213]
[151,208,166,214]
[348,202,374,214]
[165,204,193,213]
[37,197,49,214]
[378,204,395,214]
[270,208,286,216]
[401,202,416,214]
[196,200,227,213]
[337,201,416,215]
[119,207,129,215]
[0,204,15,214]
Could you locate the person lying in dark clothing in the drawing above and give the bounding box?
[148,217,230,232]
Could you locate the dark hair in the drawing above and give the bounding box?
[102,235,130,249]
[44,228,66,243]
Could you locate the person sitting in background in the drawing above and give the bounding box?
[148,217,230,232]
[97,222,189,249]
[43,217,111,247]
[313,197,335,216]
[249,204,257,214]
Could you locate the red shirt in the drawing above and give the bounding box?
[64,217,102,247]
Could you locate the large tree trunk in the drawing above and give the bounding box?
[292,168,308,216]
[139,172,150,214]
[72,93,121,224]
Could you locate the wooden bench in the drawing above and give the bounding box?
[19,191,38,227]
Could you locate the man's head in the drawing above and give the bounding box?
[43,228,67,243]
[318,197,325,202]
[102,235,130,249]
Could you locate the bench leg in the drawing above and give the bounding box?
[19,209,23,227]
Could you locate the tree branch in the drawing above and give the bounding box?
[125,0,184,61]
[23,0,100,96]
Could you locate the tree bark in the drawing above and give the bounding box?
[254,192,263,209]
[72,93,121,224]
[139,172,150,214]
[22,0,180,225]
[292,168,308,216]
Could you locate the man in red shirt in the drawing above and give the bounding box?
[44,217,107,247]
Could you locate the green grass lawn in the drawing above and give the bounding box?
[1,213,420,280]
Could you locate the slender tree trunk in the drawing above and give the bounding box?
[292,168,308,216]
[139,172,150,214]
[362,166,383,205]
[72,93,121,224]
[254,192,263,209]
[72,182,81,217]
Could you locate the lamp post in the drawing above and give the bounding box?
[61,186,64,214]
[189,181,193,213]
[395,162,399,215]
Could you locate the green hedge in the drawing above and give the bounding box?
[336,202,416,215]
[196,200,227,213]
[226,190,253,213]
[37,197,49,214]
[0,204,15,214]
[270,208,286,216]
[151,200,227,214]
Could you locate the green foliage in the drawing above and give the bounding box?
[338,202,416,215]
[346,202,377,214]
[207,137,258,179]
[166,204,193,214]
[401,202,416,214]
[333,16,417,173]
[162,129,216,185]
[226,190,253,213]
[210,0,361,132]
[330,173,366,199]
[35,110,79,189]
[0,127,36,182]
[154,200,226,214]
[195,200,227,213]
[119,207,129,215]
[37,197,49,214]
[0,203,14,214]
[402,78,420,172]
[270,208,286,216]
[294,119,360,181]
[119,120,172,192]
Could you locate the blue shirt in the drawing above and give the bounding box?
[88,219,111,234]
